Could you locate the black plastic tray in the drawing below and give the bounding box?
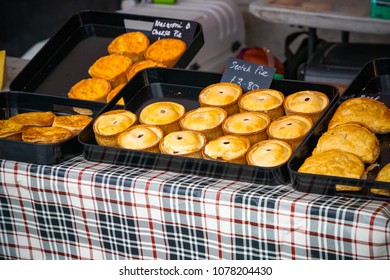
[0,91,108,165]
[78,68,338,185]
[289,58,390,201]
[9,10,204,97]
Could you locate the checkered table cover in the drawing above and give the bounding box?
[1,155,389,260]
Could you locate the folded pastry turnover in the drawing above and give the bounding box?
[328,97,390,134]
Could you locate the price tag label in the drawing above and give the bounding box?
[149,18,197,45]
[221,57,276,92]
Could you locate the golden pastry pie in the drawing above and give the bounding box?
[88,54,133,88]
[267,115,313,151]
[0,120,24,140]
[52,114,92,136]
[372,163,390,196]
[298,149,365,191]
[283,90,329,122]
[313,122,380,164]
[246,139,292,167]
[106,83,126,105]
[238,89,285,120]
[68,78,111,102]
[108,31,150,63]
[199,82,243,116]
[9,111,56,127]
[202,135,251,164]
[328,97,390,134]
[117,124,163,153]
[179,107,227,141]
[126,60,166,80]
[222,112,270,145]
[22,126,73,144]
[144,38,187,67]
[93,109,137,147]
[160,130,207,158]
[139,101,185,135]
[298,150,366,191]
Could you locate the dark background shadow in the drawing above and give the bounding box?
[0,0,122,57]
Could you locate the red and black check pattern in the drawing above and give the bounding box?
[0,156,389,259]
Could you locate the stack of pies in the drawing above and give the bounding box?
[2,111,91,144]
[299,97,390,194]
[68,31,187,103]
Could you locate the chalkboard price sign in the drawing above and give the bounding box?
[221,57,276,92]
[150,18,197,45]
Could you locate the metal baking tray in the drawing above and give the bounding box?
[0,91,108,165]
[78,68,338,185]
[9,10,204,97]
[289,58,390,201]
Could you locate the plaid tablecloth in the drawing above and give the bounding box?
[0,155,389,260]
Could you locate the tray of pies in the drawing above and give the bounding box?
[0,91,108,164]
[289,58,390,201]
[9,10,204,102]
[78,67,338,185]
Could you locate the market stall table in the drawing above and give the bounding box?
[1,155,389,260]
